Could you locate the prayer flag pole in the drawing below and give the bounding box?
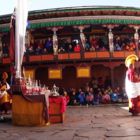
[15,0,28,78]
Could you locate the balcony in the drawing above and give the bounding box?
[58,53,69,60]
[112,51,136,58]
[1,50,137,64]
[69,53,81,60]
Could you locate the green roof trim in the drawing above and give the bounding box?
[1,18,140,32]
[29,19,140,29]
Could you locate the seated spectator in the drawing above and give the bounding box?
[35,44,42,55]
[45,37,53,53]
[69,89,78,105]
[98,89,103,103]
[74,40,81,52]
[58,46,65,53]
[114,43,122,51]
[125,41,136,51]
[68,44,73,52]
[106,86,113,95]
[100,46,107,51]
[86,88,94,105]
[90,46,96,51]
[42,48,47,54]
[93,88,100,105]
[90,37,99,51]
[129,41,136,51]
[63,39,70,52]
[85,39,90,51]
[110,89,118,103]
[26,45,34,54]
[102,90,110,104]
[78,88,86,105]
[115,86,124,102]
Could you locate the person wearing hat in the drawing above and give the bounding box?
[0,72,11,119]
[125,54,140,116]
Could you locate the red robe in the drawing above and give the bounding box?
[0,82,11,114]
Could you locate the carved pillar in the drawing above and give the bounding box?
[52,27,58,55]
[134,26,139,55]
[129,25,140,55]
[79,26,86,50]
[103,24,118,52]
[25,30,31,47]
[74,25,89,50]
[108,28,114,52]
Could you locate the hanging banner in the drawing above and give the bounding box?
[15,0,28,78]
[77,67,90,78]
[24,69,35,79]
[48,68,62,79]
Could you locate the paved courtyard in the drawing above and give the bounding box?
[1,104,140,140]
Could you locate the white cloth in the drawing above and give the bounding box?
[0,82,10,98]
[6,82,10,90]
[125,73,140,98]
[0,90,7,98]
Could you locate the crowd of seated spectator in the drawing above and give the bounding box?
[26,38,53,55]
[1,35,139,58]
[25,35,138,55]
[89,36,108,51]
[25,36,109,55]
[57,76,127,106]
[114,36,136,51]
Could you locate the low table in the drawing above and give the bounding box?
[49,96,67,123]
[12,94,49,126]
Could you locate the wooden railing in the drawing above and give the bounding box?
[1,51,137,64]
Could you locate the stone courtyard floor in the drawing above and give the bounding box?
[1,104,140,140]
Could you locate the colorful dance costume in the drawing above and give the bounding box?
[125,54,140,115]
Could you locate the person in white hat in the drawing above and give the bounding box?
[125,54,140,116]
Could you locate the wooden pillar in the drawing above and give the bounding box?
[25,30,31,47]
[103,24,118,52]
[79,26,86,50]
[134,26,139,55]
[74,25,89,50]
[108,28,114,52]
[129,25,140,55]
[52,27,58,55]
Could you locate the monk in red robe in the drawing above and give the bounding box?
[0,72,11,117]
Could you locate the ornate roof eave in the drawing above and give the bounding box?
[16,15,140,29]
[1,5,140,23]
[28,6,140,17]
[1,15,140,32]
